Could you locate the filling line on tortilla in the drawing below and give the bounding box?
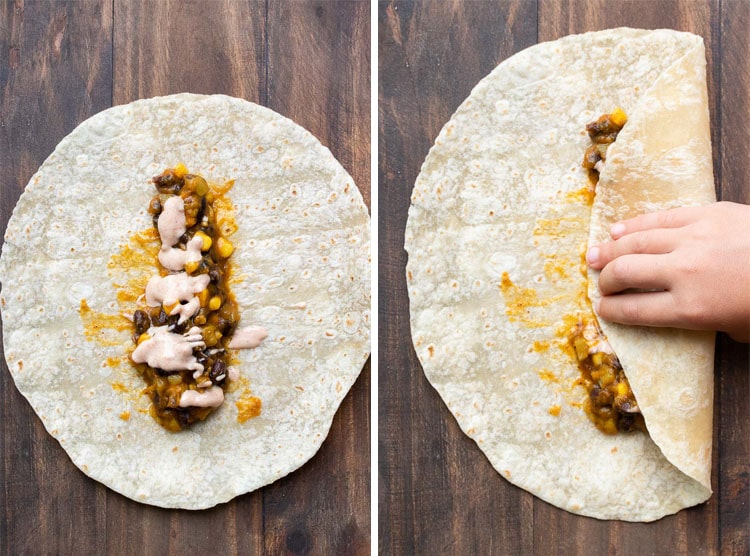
[566,109,646,435]
[128,165,266,432]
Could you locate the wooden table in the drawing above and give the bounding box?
[379,1,749,554]
[0,2,370,554]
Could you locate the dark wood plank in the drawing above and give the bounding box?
[379,1,747,554]
[262,3,371,554]
[267,1,371,208]
[0,2,113,554]
[718,1,750,553]
[378,2,538,554]
[113,0,266,104]
[1,1,370,554]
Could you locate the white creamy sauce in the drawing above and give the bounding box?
[132,326,205,372]
[158,235,203,271]
[228,326,269,349]
[145,273,210,307]
[158,196,186,247]
[582,322,614,354]
[179,386,224,408]
[170,297,201,324]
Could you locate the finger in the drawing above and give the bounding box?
[587,228,679,270]
[597,254,673,295]
[595,290,679,328]
[609,206,704,239]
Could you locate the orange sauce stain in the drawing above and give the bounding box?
[532,217,584,239]
[79,299,130,346]
[119,411,131,421]
[548,405,561,416]
[498,272,564,328]
[543,256,570,281]
[211,180,238,237]
[565,185,596,206]
[236,390,262,423]
[106,357,122,367]
[111,382,128,393]
[532,340,550,353]
[538,369,559,383]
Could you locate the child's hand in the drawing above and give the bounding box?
[587,201,750,342]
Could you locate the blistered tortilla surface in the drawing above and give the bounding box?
[405,29,713,521]
[0,94,370,509]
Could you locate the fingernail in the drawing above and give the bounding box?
[586,246,600,265]
[593,298,601,313]
[610,223,626,238]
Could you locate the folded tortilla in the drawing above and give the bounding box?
[0,94,371,509]
[405,29,715,521]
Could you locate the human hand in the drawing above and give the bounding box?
[587,201,750,342]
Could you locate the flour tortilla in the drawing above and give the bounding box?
[0,94,370,509]
[405,29,714,521]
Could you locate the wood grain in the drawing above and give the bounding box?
[378,1,749,554]
[0,1,370,554]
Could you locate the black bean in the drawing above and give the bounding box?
[147,196,162,215]
[196,196,207,223]
[209,359,227,385]
[208,265,222,284]
[582,145,602,170]
[154,309,168,326]
[176,409,194,428]
[216,317,236,336]
[618,414,635,432]
[152,170,184,194]
[133,310,150,335]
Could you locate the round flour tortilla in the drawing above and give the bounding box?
[0,93,370,509]
[405,29,714,521]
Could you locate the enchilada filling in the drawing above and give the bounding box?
[582,107,627,174]
[568,320,645,434]
[130,165,266,431]
[573,109,644,435]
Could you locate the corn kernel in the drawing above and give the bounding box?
[197,288,209,307]
[173,163,188,177]
[215,237,235,259]
[195,231,212,251]
[610,107,627,127]
[599,370,615,388]
[615,382,629,397]
[194,314,207,325]
[601,419,618,435]
[208,296,222,311]
[137,333,151,345]
[184,259,200,274]
[591,352,603,368]
[573,337,589,361]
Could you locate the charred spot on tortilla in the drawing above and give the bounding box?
[129,165,267,432]
[582,107,627,174]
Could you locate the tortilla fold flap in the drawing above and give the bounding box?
[405,28,714,521]
[589,36,716,490]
